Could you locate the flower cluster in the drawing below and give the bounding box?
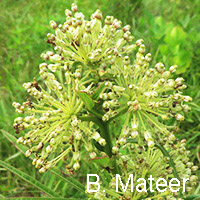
[13,3,198,199]
[44,3,135,69]
[13,73,106,172]
[100,41,192,149]
[88,142,198,200]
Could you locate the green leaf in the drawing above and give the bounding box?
[50,169,85,194]
[164,26,187,46]
[76,91,95,110]
[174,51,191,74]
[76,91,102,118]
[89,155,117,172]
[0,160,60,197]
[126,138,137,144]
[89,156,110,167]
[79,116,112,158]
[93,139,105,152]
[195,183,200,194]
[0,194,5,198]
[154,143,179,180]
[184,194,200,200]
[1,130,28,155]
[92,82,106,101]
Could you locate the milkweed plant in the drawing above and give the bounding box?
[13,3,198,200]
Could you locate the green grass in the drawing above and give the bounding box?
[0,0,199,197]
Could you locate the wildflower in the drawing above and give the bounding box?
[13,4,196,200]
[13,68,103,171]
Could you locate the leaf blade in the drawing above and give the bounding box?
[0,160,59,197]
[185,194,200,200]
[50,169,85,194]
[76,91,95,110]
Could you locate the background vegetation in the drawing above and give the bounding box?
[0,0,199,198]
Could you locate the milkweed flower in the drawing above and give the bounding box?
[45,4,135,69]
[13,3,198,199]
[13,71,106,172]
[101,41,192,148]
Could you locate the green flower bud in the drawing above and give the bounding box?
[39,167,47,173]
[71,3,78,12]
[50,20,57,29]
[175,114,185,121]
[25,150,32,157]
[99,138,106,146]
[155,62,165,73]
[73,162,80,170]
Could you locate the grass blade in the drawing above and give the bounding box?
[0,160,60,197]
[1,130,28,154]
[185,194,200,200]
[50,169,85,194]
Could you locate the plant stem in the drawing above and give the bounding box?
[79,115,112,157]
[79,115,119,174]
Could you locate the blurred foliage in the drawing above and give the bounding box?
[0,0,199,197]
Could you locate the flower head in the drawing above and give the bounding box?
[13,71,106,172]
[46,5,135,69]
